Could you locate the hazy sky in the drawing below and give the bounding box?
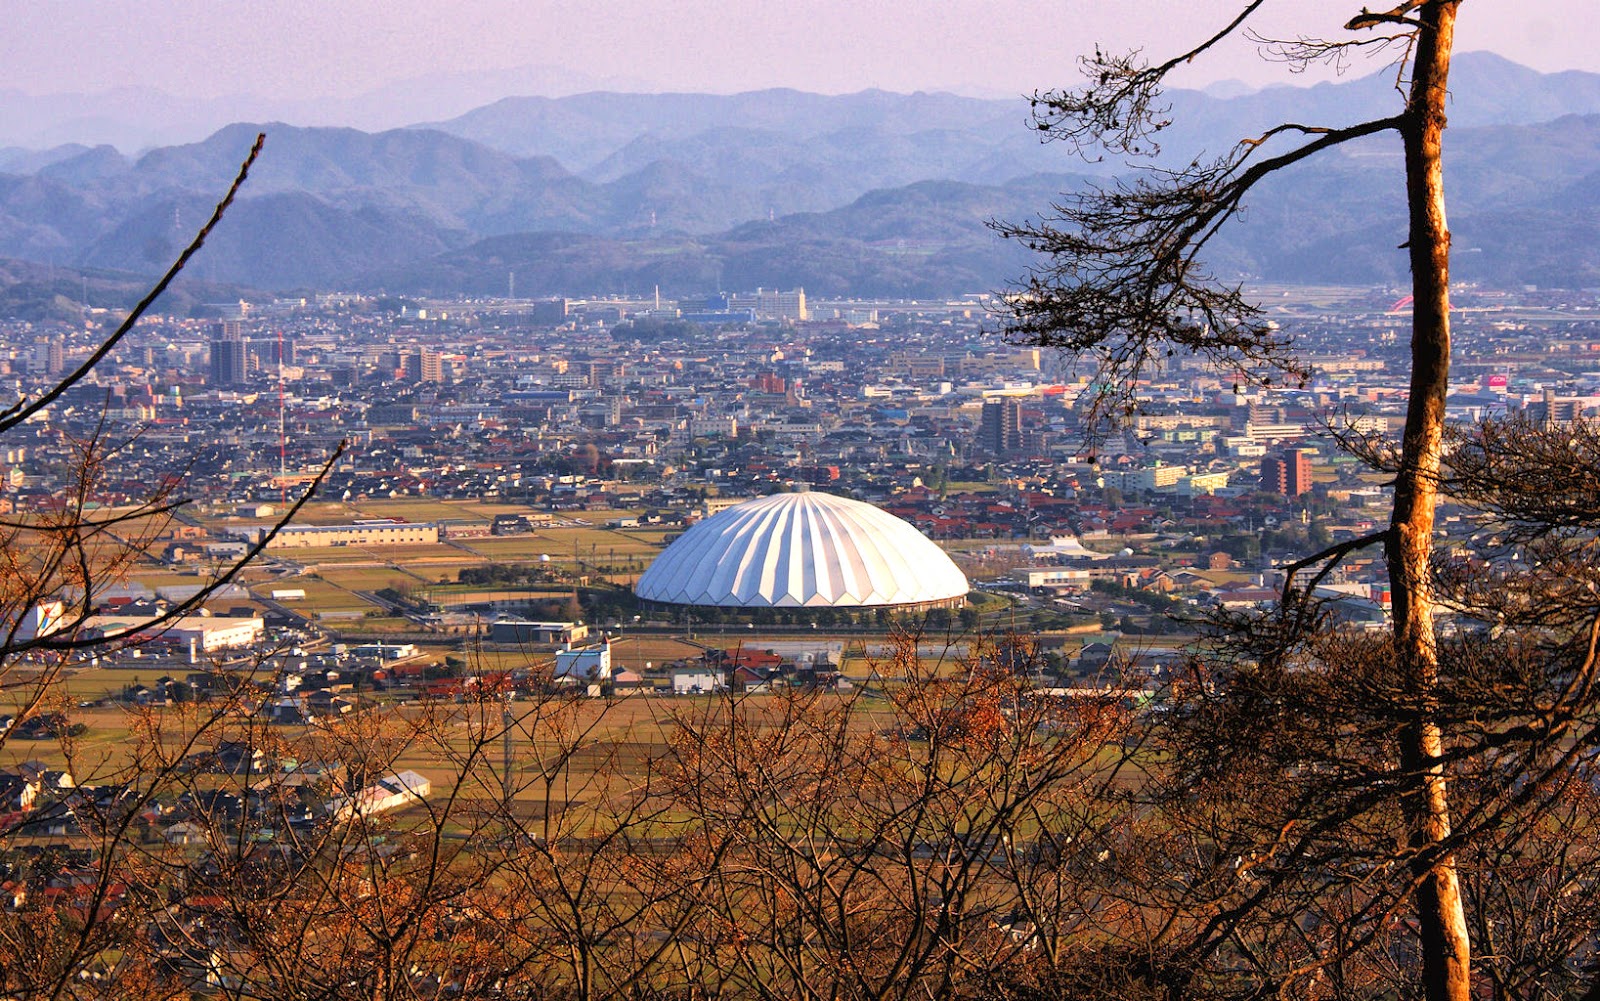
[4,1,1593,102]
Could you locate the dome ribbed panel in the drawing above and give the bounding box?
[634,492,969,608]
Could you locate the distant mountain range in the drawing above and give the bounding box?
[1,52,1599,306]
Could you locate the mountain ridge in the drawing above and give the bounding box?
[1,55,1599,301]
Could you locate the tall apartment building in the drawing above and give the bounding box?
[209,321,248,387]
[30,336,64,376]
[1260,449,1314,497]
[405,348,443,384]
[979,398,1025,456]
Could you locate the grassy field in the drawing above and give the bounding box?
[454,648,560,673]
[346,616,418,633]
[345,501,486,524]
[449,538,566,560]
[614,528,680,547]
[539,527,662,555]
[426,586,575,606]
[276,577,375,612]
[603,636,707,670]
[122,568,225,590]
[311,566,420,592]
[540,527,659,556]
[451,534,657,568]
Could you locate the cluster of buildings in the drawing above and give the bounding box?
[0,282,1593,632]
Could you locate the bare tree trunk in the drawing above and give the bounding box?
[1390,4,1471,1001]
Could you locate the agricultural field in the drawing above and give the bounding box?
[0,711,138,778]
[613,528,680,547]
[425,586,575,606]
[346,615,419,633]
[275,576,375,612]
[122,568,230,590]
[449,538,567,560]
[308,565,426,592]
[548,526,660,554]
[277,542,466,564]
[342,500,494,524]
[203,501,363,527]
[0,681,917,815]
[467,528,658,558]
[598,636,707,671]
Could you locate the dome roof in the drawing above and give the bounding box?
[635,491,969,608]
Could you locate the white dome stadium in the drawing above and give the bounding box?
[635,491,970,609]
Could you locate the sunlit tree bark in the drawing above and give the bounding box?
[997,5,1472,998]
